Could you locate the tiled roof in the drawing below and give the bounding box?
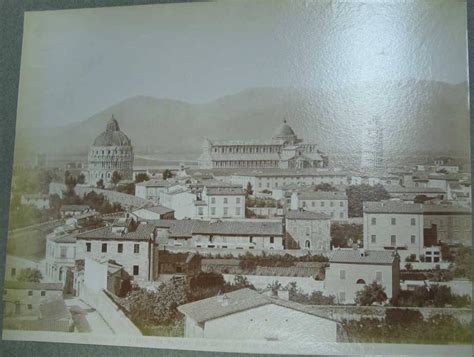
[159,220,283,238]
[49,233,77,244]
[255,266,319,277]
[137,205,174,215]
[178,288,271,323]
[363,201,424,214]
[329,249,397,265]
[384,186,445,193]
[210,153,281,161]
[364,201,471,215]
[77,223,156,241]
[60,205,90,211]
[178,288,336,324]
[285,210,330,220]
[135,179,170,187]
[298,191,347,200]
[4,281,63,291]
[205,187,245,196]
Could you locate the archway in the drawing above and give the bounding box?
[305,240,311,249]
[356,278,366,284]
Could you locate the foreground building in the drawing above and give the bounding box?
[324,249,400,304]
[198,120,328,169]
[178,288,342,342]
[88,116,134,184]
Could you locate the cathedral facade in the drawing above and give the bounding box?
[198,120,328,169]
[88,116,134,184]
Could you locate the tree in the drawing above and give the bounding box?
[405,254,417,262]
[111,171,122,185]
[162,169,173,180]
[452,246,472,280]
[135,173,150,183]
[96,179,105,189]
[354,281,387,306]
[245,182,253,196]
[17,268,43,282]
[330,223,363,248]
[405,263,413,271]
[346,184,390,217]
[313,183,336,192]
[228,275,255,290]
[77,173,86,184]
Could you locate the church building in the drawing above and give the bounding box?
[88,116,134,184]
[198,120,328,169]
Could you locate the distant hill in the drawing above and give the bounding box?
[14,80,470,162]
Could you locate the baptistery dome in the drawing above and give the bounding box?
[272,119,298,144]
[88,116,134,185]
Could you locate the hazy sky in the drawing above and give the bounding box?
[18,0,468,128]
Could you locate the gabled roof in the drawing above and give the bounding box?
[135,205,174,215]
[285,210,331,220]
[298,191,347,200]
[77,223,155,241]
[363,201,424,214]
[178,288,337,325]
[329,249,397,265]
[205,187,245,196]
[135,179,170,187]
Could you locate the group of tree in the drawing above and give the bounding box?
[62,190,122,214]
[451,246,472,280]
[135,173,150,183]
[354,282,388,306]
[271,281,336,305]
[394,284,471,308]
[8,194,59,229]
[12,168,53,195]
[237,251,328,272]
[246,197,282,208]
[343,311,472,344]
[345,184,390,217]
[330,223,363,248]
[313,183,337,192]
[17,268,43,282]
[245,182,253,196]
[162,169,173,180]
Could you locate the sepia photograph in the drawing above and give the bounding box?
[1,0,472,355]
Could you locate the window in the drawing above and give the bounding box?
[411,235,416,244]
[133,265,139,276]
[86,242,91,253]
[330,201,334,207]
[223,198,228,204]
[211,197,216,204]
[60,247,67,259]
[249,236,253,243]
[305,240,311,249]
[235,207,241,216]
[11,268,16,277]
[211,207,216,215]
[371,217,376,225]
[339,292,345,302]
[41,291,46,297]
[376,271,382,282]
[340,270,346,280]
[321,202,325,207]
[371,235,376,244]
[118,243,123,253]
[340,202,344,207]
[27,304,32,310]
[223,207,228,216]
[28,291,33,296]
[134,244,140,254]
[270,236,274,244]
[311,201,315,207]
[391,218,396,225]
[236,197,241,204]
[340,212,344,218]
[391,235,396,246]
[411,218,416,226]
[101,243,107,253]
[198,207,203,216]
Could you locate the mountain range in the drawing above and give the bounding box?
[14,80,470,163]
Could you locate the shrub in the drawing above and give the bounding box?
[385,309,424,325]
[355,282,387,306]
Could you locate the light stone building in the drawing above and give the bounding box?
[88,116,134,184]
[290,191,348,220]
[178,288,342,342]
[196,186,246,219]
[285,210,331,251]
[198,120,328,169]
[135,179,170,202]
[45,232,77,287]
[324,249,400,304]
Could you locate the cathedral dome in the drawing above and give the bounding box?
[92,116,132,146]
[272,119,297,140]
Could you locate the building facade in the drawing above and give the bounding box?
[198,120,328,169]
[290,191,348,220]
[88,116,134,184]
[285,210,331,251]
[324,249,400,304]
[135,179,170,202]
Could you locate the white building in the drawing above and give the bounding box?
[159,186,197,219]
[363,201,425,262]
[131,205,175,220]
[45,233,77,287]
[178,288,342,342]
[135,179,170,202]
[155,219,284,250]
[324,249,400,304]
[197,186,245,219]
[290,191,348,220]
[285,210,331,251]
[76,219,156,282]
